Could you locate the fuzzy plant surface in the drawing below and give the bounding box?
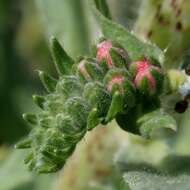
[16,0,190,174]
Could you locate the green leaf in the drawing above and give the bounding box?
[137,109,177,139]
[123,169,190,190]
[22,113,38,126]
[115,137,190,190]
[15,137,31,149]
[123,154,190,190]
[38,70,57,92]
[50,37,74,75]
[105,91,123,122]
[94,0,111,19]
[32,95,45,109]
[87,108,101,130]
[90,0,164,63]
[0,149,54,190]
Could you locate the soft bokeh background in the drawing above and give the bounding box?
[1,0,190,190]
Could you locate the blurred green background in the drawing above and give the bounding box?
[1,0,190,190]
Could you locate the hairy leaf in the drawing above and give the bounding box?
[137,109,177,139]
[90,0,164,63]
[115,137,190,190]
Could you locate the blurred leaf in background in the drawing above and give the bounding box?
[134,0,190,67]
[35,0,91,58]
[0,149,55,190]
[0,0,29,144]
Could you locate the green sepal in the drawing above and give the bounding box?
[23,113,38,125]
[138,76,151,95]
[99,58,109,74]
[24,152,36,171]
[83,82,111,117]
[38,71,57,92]
[87,108,102,130]
[24,152,33,164]
[50,36,74,75]
[103,68,132,94]
[116,107,140,135]
[105,91,123,122]
[136,67,164,97]
[64,97,90,127]
[56,76,82,98]
[15,137,32,149]
[57,115,80,135]
[91,37,106,57]
[41,149,66,163]
[150,68,164,95]
[129,62,138,77]
[109,47,129,68]
[32,95,45,109]
[77,71,88,83]
[84,60,103,81]
[34,158,61,174]
[39,116,52,128]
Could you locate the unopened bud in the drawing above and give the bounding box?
[129,58,163,96]
[76,58,103,82]
[96,39,130,70]
[104,69,136,113]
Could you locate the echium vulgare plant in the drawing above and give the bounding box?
[16,0,190,173]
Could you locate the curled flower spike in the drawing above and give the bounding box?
[15,35,169,174]
[129,58,164,97]
[15,0,182,174]
[95,39,130,71]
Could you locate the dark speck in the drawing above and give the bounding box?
[158,15,164,23]
[185,64,190,75]
[175,100,188,113]
[176,21,183,31]
[147,30,153,38]
[176,9,182,16]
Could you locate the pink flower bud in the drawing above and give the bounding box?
[107,75,125,92]
[129,58,163,96]
[96,40,113,68]
[78,60,91,81]
[96,39,130,69]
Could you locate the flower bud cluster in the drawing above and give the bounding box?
[16,37,165,174]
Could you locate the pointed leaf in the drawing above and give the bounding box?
[15,138,32,149]
[115,138,190,190]
[94,0,111,19]
[50,37,74,75]
[109,47,129,68]
[123,169,190,190]
[91,0,164,63]
[87,108,101,130]
[84,61,103,81]
[38,70,57,92]
[23,113,38,125]
[32,95,45,109]
[105,91,123,122]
